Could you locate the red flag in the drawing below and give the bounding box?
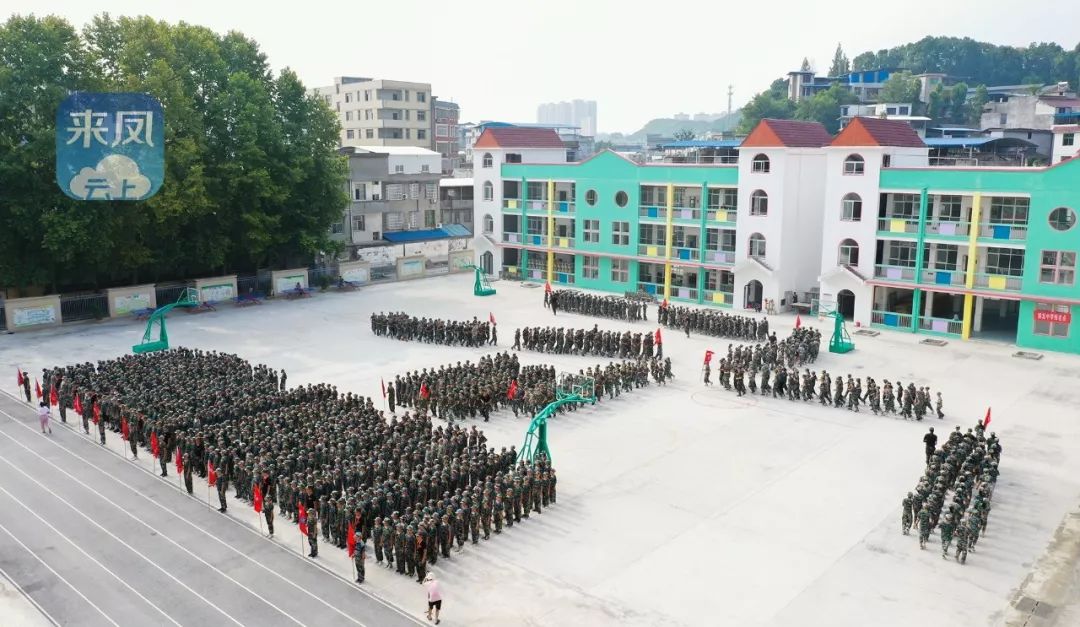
[207,461,218,487]
[795,314,802,329]
[16,368,24,387]
[704,349,714,365]
[92,401,101,424]
[654,328,662,345]
[35,379,42,399]
[121,417,130,441]
[298,502,308,536]
[420,383,430,400]
[73,394,83,415]
[346,521,357,558]
[983,407,991,427]
[544,281,552,294]
[489,311,496,325]
[150,432,160,458]
[506,379,518,400]
[380,378,386,399]
[253,484,264,513]
[174,447,183,475]
[50,386,58,406]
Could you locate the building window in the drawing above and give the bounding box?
[417,110,427,121]
[1064,133,1076,146]
[585,189,597,206]
[482,153,493,168]
[409,183,420,199]
[426,183,437,200]
[887,241,917,266]
[838,239,859,266]
[331,221,344,234]
[611,259,629,282]
[841,193,862,221]
[483,214,494,234]
[1040,250,1076,285]
[843,154,865,175]
[938,195,963,221]
[352,215,365,231]
[418,129,427,140]
[707,188,737,210]
[417,92,426,103]
[882,154,892,168]
[751,153,770,173]
[641,186,666,206]
[346,129,355,139]
[394,165,405,174]
[891,194,919,219]
[989,197,1029,225]
[612,221,630,245]
[366,129,374,139]
[1049,207,1077,231]
[985,247,1025,276]
[526,216,545,235]
[436,124,449,137]
[421,165,430,173]
[933,245,959,271]
[505,153,522,163]
[527,181,546,200]
[1034,303,1070,337]
[750,190,768,216]
[345,110,352,121]
[615,191,628,207]
[748,233,766,258]
[583,219,600,243]
[483,181,494,201]
[583,256,599,279]
[365,109,372,120]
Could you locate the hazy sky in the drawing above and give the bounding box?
[8,0,1080,133]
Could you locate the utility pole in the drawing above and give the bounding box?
[727,85,734,117]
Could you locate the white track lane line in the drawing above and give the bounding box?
[0,391,415,626]
[0,450,306,627]
[0,484,176,626]
[0,524,99,627]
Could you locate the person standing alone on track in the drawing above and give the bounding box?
[38,401,52,434]
[424,573,443,624]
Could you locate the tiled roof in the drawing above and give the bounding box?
[474,127,564,149]
[740,119,833,148]
[832,117,926,148]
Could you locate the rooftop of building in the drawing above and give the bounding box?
[340,146,441,156]
[832,117,927,148]
[740,119,833,148]
[439,178,473,187]
[473,127,565,149]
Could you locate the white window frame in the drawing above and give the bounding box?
[751,154,770,173]
[582,256,599,279]
[748,233,766,258]
[837,239,859,266]
[352,215,365,231]
[750,190,768,216]
[583,219,600,243]
[843,154,865,175]
[841,193,862,221]
[1040,250,1076,285]
[483,214,494,234]
[611,259,629,282]
[483,181,494,201]
[482,153,493,168]
[612,221,630,246]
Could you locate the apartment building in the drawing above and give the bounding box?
[313,77,434,149]
[433,99,460,173]
[479,116,1080,356]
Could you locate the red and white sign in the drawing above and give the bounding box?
[1034,309,1071,324]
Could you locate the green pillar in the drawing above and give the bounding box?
[911,187,929,332]
[697,181,708,304]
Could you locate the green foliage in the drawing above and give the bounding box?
[878,70,921,104]
[794,84,859,134]
[828,44,850,77]
[673,128,695,141]
[0,14,347,291]
[852,36,1080,90]
[737,78,795,134]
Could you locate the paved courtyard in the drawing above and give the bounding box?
[2,272,1079,626]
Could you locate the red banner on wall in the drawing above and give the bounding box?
[1034,309,1071,324]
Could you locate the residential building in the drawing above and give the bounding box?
[478,116,1080,356]
[473,127,569,276]
[433,99,460,173]
[537,99,597,137]
[788,67,903,103]
[979,89,1080,160]
[439,178,474,231]
[463,121,594,168]
[840,103,931,137]
[332,146,446,257]
[312,77,434,149]
[1051,124,1079,163]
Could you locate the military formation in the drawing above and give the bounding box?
[392,352,672,421]
[41,349,555,584]
[546,290,649,321]
[514,325,665,360]
[904,423,1002,565]
[659,303,770,341]
[371,312,495,347]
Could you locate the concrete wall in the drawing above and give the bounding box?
[397,255,426,279]
[272,269,309,295]
[448,249,474,272]
[194,275,237,303]
[106,284,157,318]
[5,295,62,332]
[353,240,459,267]
[338,261,371,284]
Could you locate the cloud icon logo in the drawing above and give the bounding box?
[68,154,152,200]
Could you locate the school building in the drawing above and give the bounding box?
[472,120,1080,356]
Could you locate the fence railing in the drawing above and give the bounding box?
[972,272,1023,291]
[60,293,110,322]
[871,310,913,329]
[918,316,963,336]
[0,305,6,331]
[156,283,191,305]
[877,217,919,234]
[874,264,917,281]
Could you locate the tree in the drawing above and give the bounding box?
[673,128,695,141]
[800,57,812,72]
[878,70,921,104]
[966,84,989,127]
[947,81,969,125]
[794,83,859,134]
[736,78,796,134]
[927,84,948,121]
[828,44,850,77]
[0,14,346,291]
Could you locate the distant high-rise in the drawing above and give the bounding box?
[537,99,597,137]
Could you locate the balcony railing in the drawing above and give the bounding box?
[639,206,668,220]
[637,244,666,258]
[877,217,919,235]
[521,233,548,247]
[708,208,737,224]
[554,237,575,249]
[918,316,963,336]
[922,268,966,286]
[503,199,521,211]
[874,264,918,281]
[925,221,970,237]
[636,281,698,301]
[972,272,1023,291]
[636,281,664,297]
[871,310,914,329]
[671,246,700,261]
[671,206,702,221]
[977,223,1027,241]
[501,232,522,244]
[703,289,734,306]
[704,250,736,265]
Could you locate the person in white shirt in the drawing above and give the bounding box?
[38,401,52,434]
